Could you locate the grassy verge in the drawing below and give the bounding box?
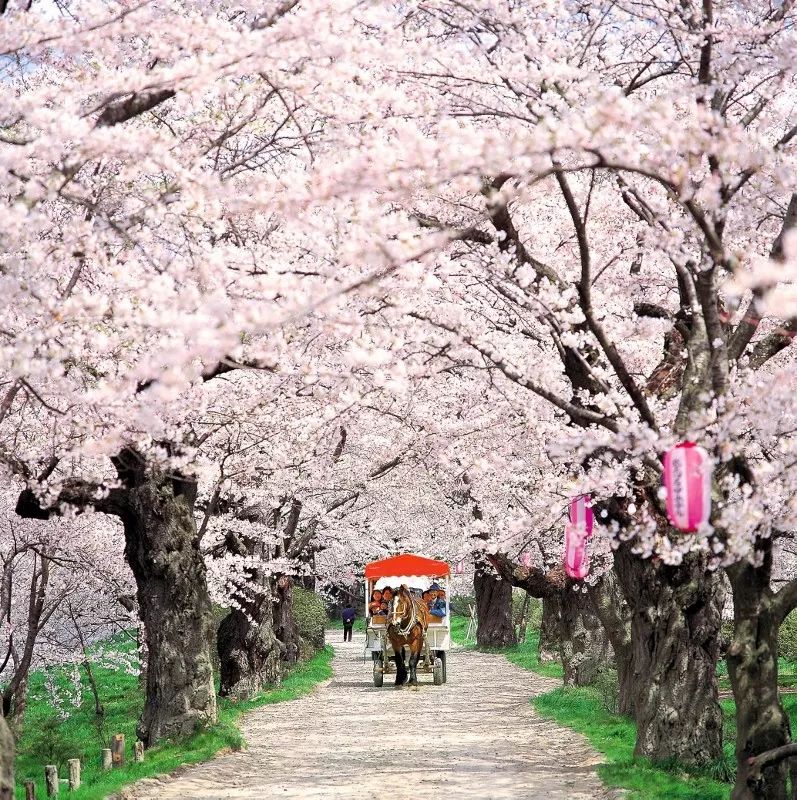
[449,614,473,647]
[535,687,729,800]
[462,626,729,800]
[504,632,563,680]
[15,643,333,800]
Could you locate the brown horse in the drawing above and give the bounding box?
[387,585,429,687]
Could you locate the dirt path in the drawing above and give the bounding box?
[122,632,610,800]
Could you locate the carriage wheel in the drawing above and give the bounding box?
[433,657,443,686]
[373,663,384,688]
[437,651,447,683]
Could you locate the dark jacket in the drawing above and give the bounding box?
[342,607,356,624]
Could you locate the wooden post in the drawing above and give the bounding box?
[67,759,80,791]
[134,740,145,763]
[44,765,58,796]
[24,780,36,800]
[111,733,125,767]
[101,748,112,771]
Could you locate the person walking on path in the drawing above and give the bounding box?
[342,604,356,642]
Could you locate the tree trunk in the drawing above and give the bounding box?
[728,545,791,800]
[589,569,635,717]
[137,626,149,692]
[539,596,561,662]
[272,575,300,666]
[2,552,51,731]
[474,563,516,648]
[215,527,284,699]
[0,714,12,800]
[614,542,724,765]
[5,675,28,732]
[122,475,217,746]
[559,585,613,686]
[217,608,283,700]
[516,592,531,643]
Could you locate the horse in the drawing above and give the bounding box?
[387,584,429,687]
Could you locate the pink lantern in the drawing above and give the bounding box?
[564,523,589,580]
[520,552,532,567]
[569,494,594,538]
[455,560,464,575]
[663,441,712,533]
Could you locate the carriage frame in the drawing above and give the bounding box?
[363,554,451,687]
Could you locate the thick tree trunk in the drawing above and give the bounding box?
[0,714,12,800]
[273,575,300,666]
[217,605,282,700]
[614,543,724,765]
[539,596,561,662]
[215,528,284,699]
[559,586,613,687]
[728,546,791,800]
[474,563,516,648]
[589,569,635,717]
[122,476,217,746]
[16,448,218,747]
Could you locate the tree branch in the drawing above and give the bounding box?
[487,552,566,598]
[729,193,797,362]
[408,309,618,431]
[773,577,797,624]
[554,167,659,431]
[15,480,128,520]
[746,743,797,785]
[95,89,175,128]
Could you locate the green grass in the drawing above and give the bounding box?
[449,614,473,647]
[14,639,333,800]
[491,633,730,800]
[535,687,729,799]
[505,632,564,679]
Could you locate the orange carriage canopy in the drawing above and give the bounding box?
[364,554,450,579]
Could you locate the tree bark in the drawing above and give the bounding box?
[589,569,635,717]
[2,551,52,730]
[122,474,217,746]
[516,592,531,642]
[728,542,792,800]
[0,714,12,800]
[486,552,614,684]
[17,451,218,746]
[614,542,724,765]
[539,596,561,662]
[559,585,613,687]
[217,606,282,700]
[214,528,284,700]
[474,562,516,648]
[272,575,300,666]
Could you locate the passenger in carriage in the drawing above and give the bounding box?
[368,590,383,617]
[428,583,447,618]
[380,586,394,613]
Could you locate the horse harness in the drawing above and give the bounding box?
[389,592,421,637]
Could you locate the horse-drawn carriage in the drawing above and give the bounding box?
[364,554,451,687]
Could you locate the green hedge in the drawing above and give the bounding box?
[780,611,797,661]
[292,587,327,658]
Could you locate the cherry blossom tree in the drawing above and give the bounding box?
[312,0,797,786]
[1,2,796,798]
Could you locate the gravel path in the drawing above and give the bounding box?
[122,632,609,800]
